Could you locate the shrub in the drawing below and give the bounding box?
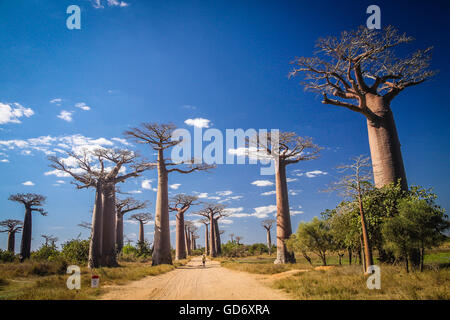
[31,244,60,261]
[61,238,90,263]
[0,249,16,263]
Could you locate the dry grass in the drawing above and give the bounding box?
[0,258,190,300]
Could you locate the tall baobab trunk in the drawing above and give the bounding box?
[204,224,209,255]
[184,225,191,255]
[366,95,408,191]
[138,220,145,243]
[274,162,295,264]
[89,184,103,268]
[19,207,32,261]
[152,149,172,265]
[214,219,221,255]
[209,216,216,257]
[266,228,272,255]
[175,213,186,260]
[116,214,124,253]
[8,231,16,252]
[101,184,118,267]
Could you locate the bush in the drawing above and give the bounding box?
[31,244,60,261]
[221,241,248,257]
[0,249,16,263]
[61,238,90,263]
[248,243,269,255]
[136,240,152,257]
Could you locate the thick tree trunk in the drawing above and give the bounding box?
[116,213,124,253]
[266,229,272,255]
[209,216,216,257]
[274,161,295,264]
[7,231,16,253]
[89,185,103,268]
[366,95,408,191]
[19,207,32,262]
[152,150,172,265]
[175,212,186,260]
[101,184,118,267]
[138,221,144,243]
[214,219,221,255]
[204,224,209,255]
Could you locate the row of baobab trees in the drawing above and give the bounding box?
[3,26,434,273]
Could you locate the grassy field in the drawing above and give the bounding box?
[220,246,450,300]
[0,258,189,300]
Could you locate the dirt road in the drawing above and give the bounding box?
[100,257,292,300]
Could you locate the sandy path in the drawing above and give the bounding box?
[100,257,292,300]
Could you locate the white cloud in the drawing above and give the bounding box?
[184,118,211,128]
[252,205,277,218]
[286,178,297,182]
[219,219,234,224]
[22,181,35,186]
[111,138,131,146]
[56,180,65,184]
[251,180,274,187]
[261,190,276,196]
[75,102,91,111]
[290,210,304,216]
[107,0,129,7]
[305,170,328,178]
[169,183,181,190]
[141,179,152,190]
[195,192,209,199]
[0,159,9,163]
[57,110,73,122]
[289,190,300,196]
[0,102,34,124]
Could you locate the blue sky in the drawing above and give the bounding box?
[0,0,449,250]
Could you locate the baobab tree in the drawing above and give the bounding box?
[41,234,58,247]
[125,123,214,265]
[249,131,321,264]
[0,219,23,253]
[290,26,435,191]
[184,220,193,255]
[188,225,198,251]
[194,204,228,257]
[130,213,152,244]
[116,197,148,253]
[328,155,374,273]
[229,233,234,243]
[169,194,199,260]
[8,193,47,262]
[49,148,151,268]
[201,219,209,255]
[235,236,243,245]
[192,233,199,250]
[261,219,275,255]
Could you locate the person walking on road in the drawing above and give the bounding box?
[202,254,206,267]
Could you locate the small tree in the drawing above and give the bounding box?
[41,234,58,247]
[328,155,374,273]
[261,219,275,255]
[8,193,47,262]
[169,194,199,260]
[235,236,243,245]
[0,219,23,253]
[116,197,148,253]
[130,213,153,244]
[382,197,449,272]
[289,217,333,266]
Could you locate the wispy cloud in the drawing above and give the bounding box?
[294,170,328,178]
[50,98,62,105]
[75,102,91,111]
[261,190,276,196]
[22,181,35,186]
[169,183,181,190]
[141,179,152,190]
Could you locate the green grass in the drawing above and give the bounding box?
[0,258,189,300]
